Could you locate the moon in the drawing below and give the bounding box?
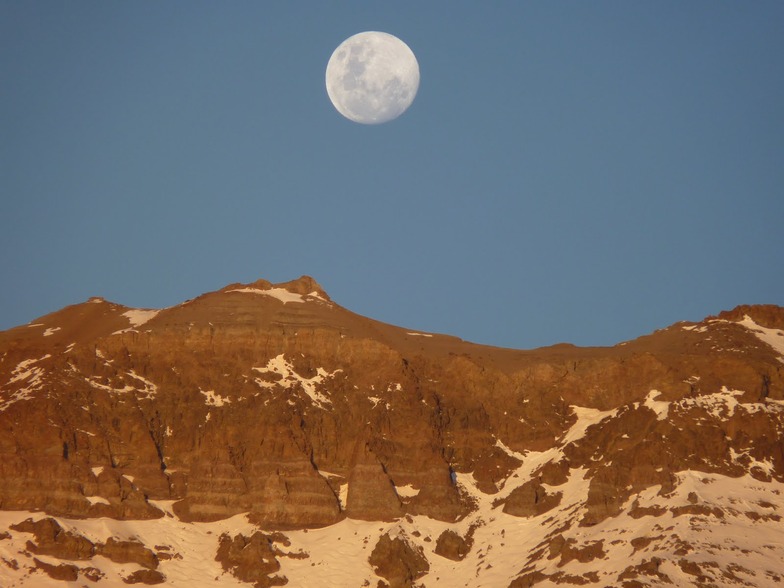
[325,31,420,125]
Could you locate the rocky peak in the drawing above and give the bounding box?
[713,303,784,330]
[220,275,331,302]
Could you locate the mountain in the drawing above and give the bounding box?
[1,276,782,587]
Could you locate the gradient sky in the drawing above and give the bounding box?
[2,2,783,349]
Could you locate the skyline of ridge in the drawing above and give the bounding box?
[2,2,783,349]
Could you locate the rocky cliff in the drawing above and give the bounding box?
[1,277,782,587]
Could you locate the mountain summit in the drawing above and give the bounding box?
[1,278,783,587]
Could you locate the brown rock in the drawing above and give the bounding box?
[98,536,159,569]
[10,517,95,560]
[536,459,570,486]
[32,557,79,581]
[502,480,562,518]
[434,529,472,561]
[557,539,606,566]
[508,569,547,587]
[123,569,166,584]
[369,532,429,588]
[215,531,287,587]
[345,445,403,521]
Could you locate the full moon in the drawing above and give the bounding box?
[325,31,420,125]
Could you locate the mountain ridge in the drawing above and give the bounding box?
[1,277,783,587]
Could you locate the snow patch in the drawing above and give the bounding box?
[1,470,783,587]
[682,323,709,333]
[367,396,390,409]
[42,326,61,337]
[228,287,306,304]
[127,370,158,398]
[252,354,340,408]
[8,355,50,385]
[200,389,231,407]
[395,484,420,499]
[676,387,745,419]
[122,308,160,328]
[339,484,349,509]
[644,389,670,421]
[495,437,526,462]
[407,331,433,337]
[85,495,110,506]
[561,405,619,445]
[1,355,51,411]
[738,314,784,359]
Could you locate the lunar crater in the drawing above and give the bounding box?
[326,31,419,125]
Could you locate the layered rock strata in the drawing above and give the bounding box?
[0,277,783,586]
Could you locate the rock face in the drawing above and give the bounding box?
[215,532,287,587]
[369,532,429,588]
[1,276,783,586]
[434,528,472,561]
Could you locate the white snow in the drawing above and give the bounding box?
[560,405,618,445]
[1,467,783,587]
[338,484,349,509]
[42,326,61,337]
[92,466,105,477]
[682,323,709,333]
[738,314,784,359]
[121,308,160,328]
[1,355,51,411]
[676,386,746,419]
[85,495,111,506]
[643,389,670,421]
[200,389,231,407]
[228,287,305,304]
[7,355,50,385]
[83,370,157,398]
[0,510,259,588]
[306,291,330,303]
[127,370,158,398]
[86,377,134,394]
[395,484,420,499]
[227,287,329,305]
[252,354,340,408]
[407,332,433,337]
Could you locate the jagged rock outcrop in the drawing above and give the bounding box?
[434,528,472,561]
[369,532,429,588]
[501,479,562,518]
[122,568,166,584]
[10,517,159,568]
[10,518,95,560]
[215,531,288,587]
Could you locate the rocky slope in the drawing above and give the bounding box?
[0,276,782,587]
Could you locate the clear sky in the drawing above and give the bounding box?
[2,1,783,349]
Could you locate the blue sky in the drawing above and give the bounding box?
[2,2,783,348]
